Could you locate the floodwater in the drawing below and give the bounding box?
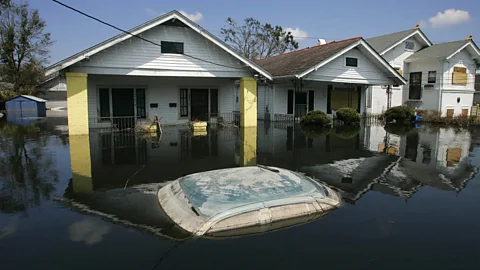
[1,113,480,270]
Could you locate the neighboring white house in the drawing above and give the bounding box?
[36,73,67,109]
[365,27,432,114]
[367,28,480,116]
[45,10,271,132]
[254,37,406,121]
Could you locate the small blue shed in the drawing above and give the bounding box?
[5,95,47,122]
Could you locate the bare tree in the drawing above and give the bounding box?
[221,17,299,60]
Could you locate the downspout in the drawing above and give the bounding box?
[438,60,446,114]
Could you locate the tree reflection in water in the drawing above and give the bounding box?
[0,122,58,213]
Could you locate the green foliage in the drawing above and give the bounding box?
[0,2,52,93]
[416,110,480,127]
[384,106,415,122]
[336,107,361,123]
[332,125,361,139]
[221,17,299,60]
[300,110,331,126]
[301,125,331,139]
[384,123,417,136]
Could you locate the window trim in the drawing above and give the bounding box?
[96,86,148,121]
[345,57,358,67]
[405,40,415,51]
[161,41,184,54]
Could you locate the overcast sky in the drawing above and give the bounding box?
[26,0,479,64]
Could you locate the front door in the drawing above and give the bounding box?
[191,89,209,121]
[409,72,422,100]
[112,88,134,128]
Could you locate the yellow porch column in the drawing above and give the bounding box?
[240,77,257,127]
[239,127,257,166]
[69,135,93,194]
[66,72,89,135]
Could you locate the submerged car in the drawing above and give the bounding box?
[158,165,342,238]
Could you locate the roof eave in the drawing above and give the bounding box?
[446,41,480,61]
[45,10,272,80]
[379,29,432,56]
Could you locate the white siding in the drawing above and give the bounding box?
[273,84,289,115]
[441,92,473,116]
[87,75,235,125]
[442,50,476,91]
[257,84,273,120]
[72,25,250,78]
[305,48,393,85]
[405,60,441,110]
[370,37,425,114]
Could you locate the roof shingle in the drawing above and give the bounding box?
[255,37,361,77]
[405,40,469,61]
[365,29,416,53]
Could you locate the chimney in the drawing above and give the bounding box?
[318,39,327,45]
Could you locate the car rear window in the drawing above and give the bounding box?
[178,167,327,219]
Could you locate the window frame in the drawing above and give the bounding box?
[405,41,415,51]
[428,71,437,84]
[161,41,184,54]
[345,57,358,67]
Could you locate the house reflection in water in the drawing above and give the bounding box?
[64,122,477,240]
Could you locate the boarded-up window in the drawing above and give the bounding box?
[462,108,469,116]
[452,67,467,85]
[394,67,403,76]
[446,148,462,167]
[446,109,454,118]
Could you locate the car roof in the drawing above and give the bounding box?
[178,166,327,218]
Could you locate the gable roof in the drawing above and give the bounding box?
[366,28,432,55]
[6,95,46,103]
[255,37,361,77]
[405,40,480,62]
[45,10,272,80]
[255,37,407,84]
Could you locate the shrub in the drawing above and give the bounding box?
[336,107,361,123]
[384,123,417,135]
[384,106,415,122]
[300,110,331,126]
[332,125,361,139]
[300,125,331,139]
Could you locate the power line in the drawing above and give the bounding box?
[51,0,246,70]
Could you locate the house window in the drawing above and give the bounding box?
[210,89,218,116]
[180,88,188,117]
[161,41,184,54]
[136,88,146,118]
[346,57,358,67]
[452,67,467,85]
[99,88,110,118]
[405,41,415,51]
[428,71,436,83]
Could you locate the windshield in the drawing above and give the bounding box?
[178,167,327,218]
